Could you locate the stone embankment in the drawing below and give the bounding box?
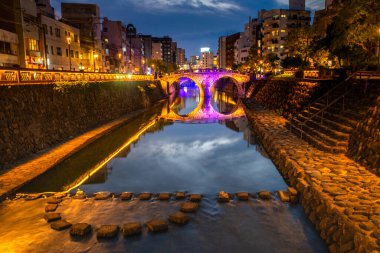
[348,96,380,175]
[243,101,380,253]
[0,80,164,168]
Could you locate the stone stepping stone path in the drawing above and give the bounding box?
[51,220,72,231]
[169,211,189,225]
[70,223,92,237]
[189,194,202,202]
[45,204,58,212]
[97,225,119,239]
[157,193,171,201]
[94,191,112,200]
[120,192,133,201]
[44,213,61,222]
[175,192,186,200]
[218,191,231,202]
[138,192,152,200]
[235,192,249,201]
[145,219,168,233]
[181,202,199,213]
[258,191,272,200]
[122,222,142,237]
[46,197,62,204]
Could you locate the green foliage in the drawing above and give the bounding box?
[281,56,303,68]
[147,59,178,74]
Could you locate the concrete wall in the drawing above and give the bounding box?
[0,80,164,168]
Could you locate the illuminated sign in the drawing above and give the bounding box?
[200,47,210,53]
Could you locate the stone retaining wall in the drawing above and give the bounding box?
[243,102,380,253]
[0,81,164,168]
[348,96,380,175]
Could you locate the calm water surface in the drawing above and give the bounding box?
[13,84,328,253]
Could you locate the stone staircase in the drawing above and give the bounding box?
[287,74,379,154]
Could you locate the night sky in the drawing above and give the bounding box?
[52,0,324,58]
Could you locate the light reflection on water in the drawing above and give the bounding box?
[12,84,328,253]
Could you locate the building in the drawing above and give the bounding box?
[176,48,186,66]
[171,42,177,65]
[152,42,162,60]
[289,0,305,10]
[35,0,55,18]
[141,35,153,60]
[225,33,241,69]
[0,29,18,67]
[61,3,103,71]
[152,36,173,64]
[190,55,201,70]
[218,36,226,69]
[201,48,214,69]
[259,8,311,60]
[102,18,128,72]
[41,15,81,71]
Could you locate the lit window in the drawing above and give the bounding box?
[28,39,39,51]
[281,29,286,33]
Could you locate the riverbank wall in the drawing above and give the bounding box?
[0,81,165,168]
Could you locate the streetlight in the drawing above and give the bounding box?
[118,53,122,73]
[66,36,72,71]
[93,53,98,72]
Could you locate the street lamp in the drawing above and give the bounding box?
[94,53,99,72]
[66,36,72,71]
[118,53,122,73]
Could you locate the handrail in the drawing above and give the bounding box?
[0,68,154,85]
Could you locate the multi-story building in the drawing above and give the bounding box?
[152,42,162,61]
[61,3,103,71]
[201,48,214,69]
[218,36,227,69]
[0,29,18,67]
[141,35,152,60]
[171,42,177,66]
[289,0,305,10]
[259,8,310,60]
[225,33,241,69]
[152,36,173,64]
[41,15,81,71]
[102,18,127,72]
[190,55,201,70]
[176,48,186,66]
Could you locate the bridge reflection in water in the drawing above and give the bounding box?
[160,78,245,123]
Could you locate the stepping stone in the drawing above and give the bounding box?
[181,202,199,213]
[169,211,189,225]
[175,192,186,200]
[121,222,142,237]
[189,194,202,202]
[73,191,86,199]
[158,193,171,201]
[120,192,133,201]
[25,193,42,201]
[138,192,151,200]
[145,219,168,232]
[235,192,249,201]
[51,220,72,231]
[278,191,290,202]
[218,191,230,202]
[94,192,112,200]
[70,223,92,237]
[97,225,119,239]
[258,191,272,200]
[44,213,61,222]
[54,193,67,199]
[45,204,58,212]
[46,197,62,204]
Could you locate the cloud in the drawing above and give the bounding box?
[118,0,242,14]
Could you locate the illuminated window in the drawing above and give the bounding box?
[281,29,286,33]
[28,39,39,51]
[281,14,287,18]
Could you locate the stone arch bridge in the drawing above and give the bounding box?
[160,71,250,97]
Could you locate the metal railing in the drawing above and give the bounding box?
[290,71,380,140]
[0,68,154,85]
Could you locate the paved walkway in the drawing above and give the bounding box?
[243,102,380,253]
[0,110,145,200]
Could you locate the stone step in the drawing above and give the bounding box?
[287,123,347,154]
[289,118,348,148]
[304,107,359,128]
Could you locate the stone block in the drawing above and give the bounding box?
[158,193,171,201]
[72,191,86,199]
[218,191,230,202]
[175,192,186,200]
[235,192,249,201]
[97,225,119,239]
[51,220,72,231]
[258,191,272,200]
[94,192,112,200]
[181,202,199,213]
[45,204,58,212]
[278,191,290,202]
[44,213,61,222]
[25,194,42,201]
[70,223,92,237]
[287,187,298,196]
[120,192,133,201]
[138,192,151,200]
[121,222,142,237]
[189,194,202,202]
[46,197,62,204]
[169,211,189,225]
[145,219,168,232]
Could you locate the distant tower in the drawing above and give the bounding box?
[289,0,305,10]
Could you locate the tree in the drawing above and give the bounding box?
[281,56,303,68]
[286,26,314,66]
